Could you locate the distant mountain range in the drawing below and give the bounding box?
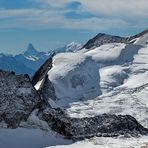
[0,42,82,76]
[0,29,147,77]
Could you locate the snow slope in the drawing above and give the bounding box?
[34,38,148,127]
[47,52,101,102]
[85,43,126,63]
[85,43,141,66]
[51,42,82,54]
[49,136,148,148]
[36,43,140,106]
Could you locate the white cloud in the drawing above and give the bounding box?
[79,0,148,19]
[0,8,129,30]
[0,0,147,30]
[35,0,148,17]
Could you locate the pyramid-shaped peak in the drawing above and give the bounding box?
[24,43,38,56]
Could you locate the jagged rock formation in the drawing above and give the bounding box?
[0,70,40,128]
[39,108,148,140]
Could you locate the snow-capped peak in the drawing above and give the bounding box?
[66,41,81,47]
[24,43,38,56]
[65,42,82,52]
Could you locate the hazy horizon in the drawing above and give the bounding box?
[0,0,147,54]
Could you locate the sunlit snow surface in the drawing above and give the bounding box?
[85,43,126,62]
[47,52,101,101]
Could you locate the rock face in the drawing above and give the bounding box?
[32,56,53,86]
[83,33,128,49]
[0,70,40,128]
[32,55,56,100]
[39,75,56,101]
[39,108,148,140]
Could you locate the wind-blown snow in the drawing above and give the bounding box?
[122,72,148,88]
[100,65,128,93]
[85,43,126,62]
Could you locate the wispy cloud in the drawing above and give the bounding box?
[0,0,147,31]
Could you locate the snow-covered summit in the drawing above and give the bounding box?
[52,42,82,54]
[65,42,82,52]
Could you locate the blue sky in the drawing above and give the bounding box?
[0,0,147,54]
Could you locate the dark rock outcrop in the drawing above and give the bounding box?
[32,54,56,101]
[39,108,148,140]
[0,70,40,128]
[83,33,128,49]
[39,75,56,101]
[83,29,148,49]
[32,56,53,86]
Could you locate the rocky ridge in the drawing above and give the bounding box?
[0,70,40,128]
